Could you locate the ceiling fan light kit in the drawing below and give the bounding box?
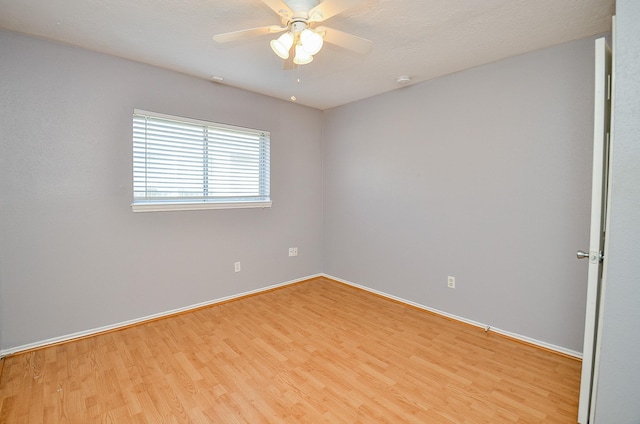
[293,43,314,64]
[270,32,294,59]
[270,20,323,63]
[214,0,372,67]
[299,28,323,55]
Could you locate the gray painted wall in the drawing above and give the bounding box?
[0,31,324,350]
[593,1,640,422]
[0,29,606,357]
[322,37,597,353]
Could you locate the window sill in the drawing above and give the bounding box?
[131,200,272,213]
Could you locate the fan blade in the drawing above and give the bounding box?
[308,0,365,22]
[261,0,294,20]
[213,25,286,43]
[316,26,372,54]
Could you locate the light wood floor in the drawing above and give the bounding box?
[0,277,581,423]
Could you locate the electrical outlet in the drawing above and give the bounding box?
[234,262,241,272]
[447,276,455,289]
[288,247,298,257]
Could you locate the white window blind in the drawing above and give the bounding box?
[132,109,271,212]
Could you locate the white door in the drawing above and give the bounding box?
[577,36,612,424]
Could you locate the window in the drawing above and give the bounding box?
[132,110,271,212]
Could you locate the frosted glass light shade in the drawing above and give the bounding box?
[270,32,294,59]
[293,44,313,65]
[300,29,323,55]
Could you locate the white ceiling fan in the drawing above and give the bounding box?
[213,0,373,66]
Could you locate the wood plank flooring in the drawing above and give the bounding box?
[0,277,581,423]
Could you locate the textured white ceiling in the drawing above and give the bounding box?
[0,0,614,110]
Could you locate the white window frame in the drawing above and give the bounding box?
[132,109,272,212]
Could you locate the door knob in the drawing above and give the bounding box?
[576,250,590,260]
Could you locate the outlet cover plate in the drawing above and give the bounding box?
[447,276,455,289]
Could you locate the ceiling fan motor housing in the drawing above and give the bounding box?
[281,0,323,25]
[290,20,308,34]
[284,0,320,15]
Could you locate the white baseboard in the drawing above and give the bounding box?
[0,274,322,358]
[1,273,582,360]
[322,274,582,360]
